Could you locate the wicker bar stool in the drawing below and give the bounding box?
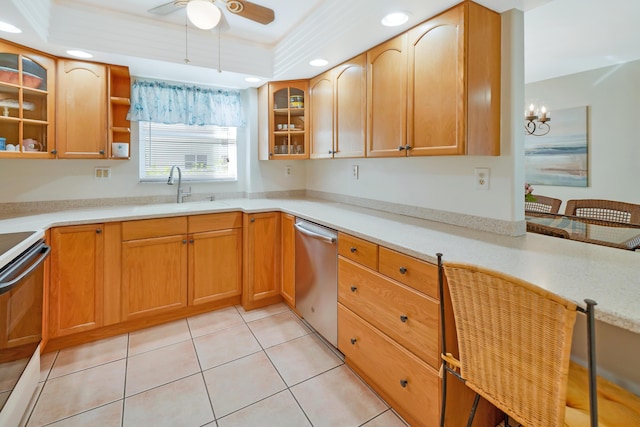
[437,254,598,427]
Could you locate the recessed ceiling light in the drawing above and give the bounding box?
[310,58,328,67]
[0,21,22,33]
[381,12,409,27]
[66,50,93,59]
[245,77,261,83]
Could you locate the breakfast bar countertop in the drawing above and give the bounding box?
[0,197,638,335]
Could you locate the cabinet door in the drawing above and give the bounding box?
[268,81,309,159]
[0,42,56,159]
[57,60,108,158]
[121,235,188,320]
[189,228,242,305]
[280,213,295,307]
[242,212,282,310]
[407,6,465,156]
[49,225,104,338]
[309,71,334,159]
[366,34,407,158]
[334,53,366,158]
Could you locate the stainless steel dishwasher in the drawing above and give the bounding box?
[294,218,338,347]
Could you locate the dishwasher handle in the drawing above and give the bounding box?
[294,222,337,244]
[0,240,51,295]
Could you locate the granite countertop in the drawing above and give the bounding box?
[1,197,638,334]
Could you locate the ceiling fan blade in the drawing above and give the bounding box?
[148,1,186,16]
[230,0,275,25]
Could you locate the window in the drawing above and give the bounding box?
[139,121,237,182]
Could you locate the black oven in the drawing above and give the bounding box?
[0,234,50,421]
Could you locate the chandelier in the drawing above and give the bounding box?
[524,104,551,136]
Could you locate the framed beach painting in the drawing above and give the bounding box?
[525,106,588,187]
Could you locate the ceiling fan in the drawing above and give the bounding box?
[149,0,275,30]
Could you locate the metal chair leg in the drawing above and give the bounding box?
[466,393,480,427]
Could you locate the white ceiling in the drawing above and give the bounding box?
[1,0,639,88]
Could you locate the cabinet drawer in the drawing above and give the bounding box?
[379,247,438,299]
[338,232,378,270]
[338,304,439,427]
[338,256,440,368]
[188,212,242,233]
[122,216,187,241]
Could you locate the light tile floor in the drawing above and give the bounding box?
[25,303,409,427]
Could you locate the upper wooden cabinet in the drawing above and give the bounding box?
[258,80,309,160]
[406,2,500,156]
[310,54,366,159]
[57,60,108,158]
[366,34,408,158]
[57,61,131,159]
[0,40,56,159]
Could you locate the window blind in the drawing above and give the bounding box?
[139,121,237,182]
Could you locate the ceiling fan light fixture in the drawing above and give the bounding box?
[381,12,409,27]
[186,0,222,30]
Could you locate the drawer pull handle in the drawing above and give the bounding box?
[350,247,357,253]
[400,315,408,323]
[400,379,408,388]
[350,338,357,345]
[350,286,357,292]
[399,266,407,274]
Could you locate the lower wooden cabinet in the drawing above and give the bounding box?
[280,213,295,307]
[49,224,104,338]
[242,212,282,310]
[339,304,439,427]
[188,213,243,305]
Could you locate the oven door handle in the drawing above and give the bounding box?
[0,241,51,295]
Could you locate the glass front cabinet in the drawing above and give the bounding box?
[0,42,56,158]
[268,81,308,159]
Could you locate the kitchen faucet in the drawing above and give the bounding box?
[167,165,191,203]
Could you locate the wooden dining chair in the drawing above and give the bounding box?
[565,199,640,224]
[525,194,562,215]
[437,254,599,427]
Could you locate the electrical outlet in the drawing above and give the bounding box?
[474,167,489,190]
[352,165,359,180]
[284,165,292,177]
[94,167,111,180]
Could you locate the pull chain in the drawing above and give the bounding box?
[184,16,190,64]
[217,25,222,73]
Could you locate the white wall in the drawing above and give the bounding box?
[525,60,640,212]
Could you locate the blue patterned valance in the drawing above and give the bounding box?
[127,80,244,127]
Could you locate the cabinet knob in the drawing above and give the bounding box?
[189,239,194,244]
[398,145,405,151]
[350,247,357,253]
[404,145,412,151]
[400,315,408,323]
[269,152,273,157]
[328,150,333,154]
[399,266,407,274]
[400,379,408,388]
[96,228,102,234]
[250,218,255,223]
[350,338,357,345]
[350,285,357,292]
[99,149,105,155]
[182,239,187,244]
[51,149,57,155]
